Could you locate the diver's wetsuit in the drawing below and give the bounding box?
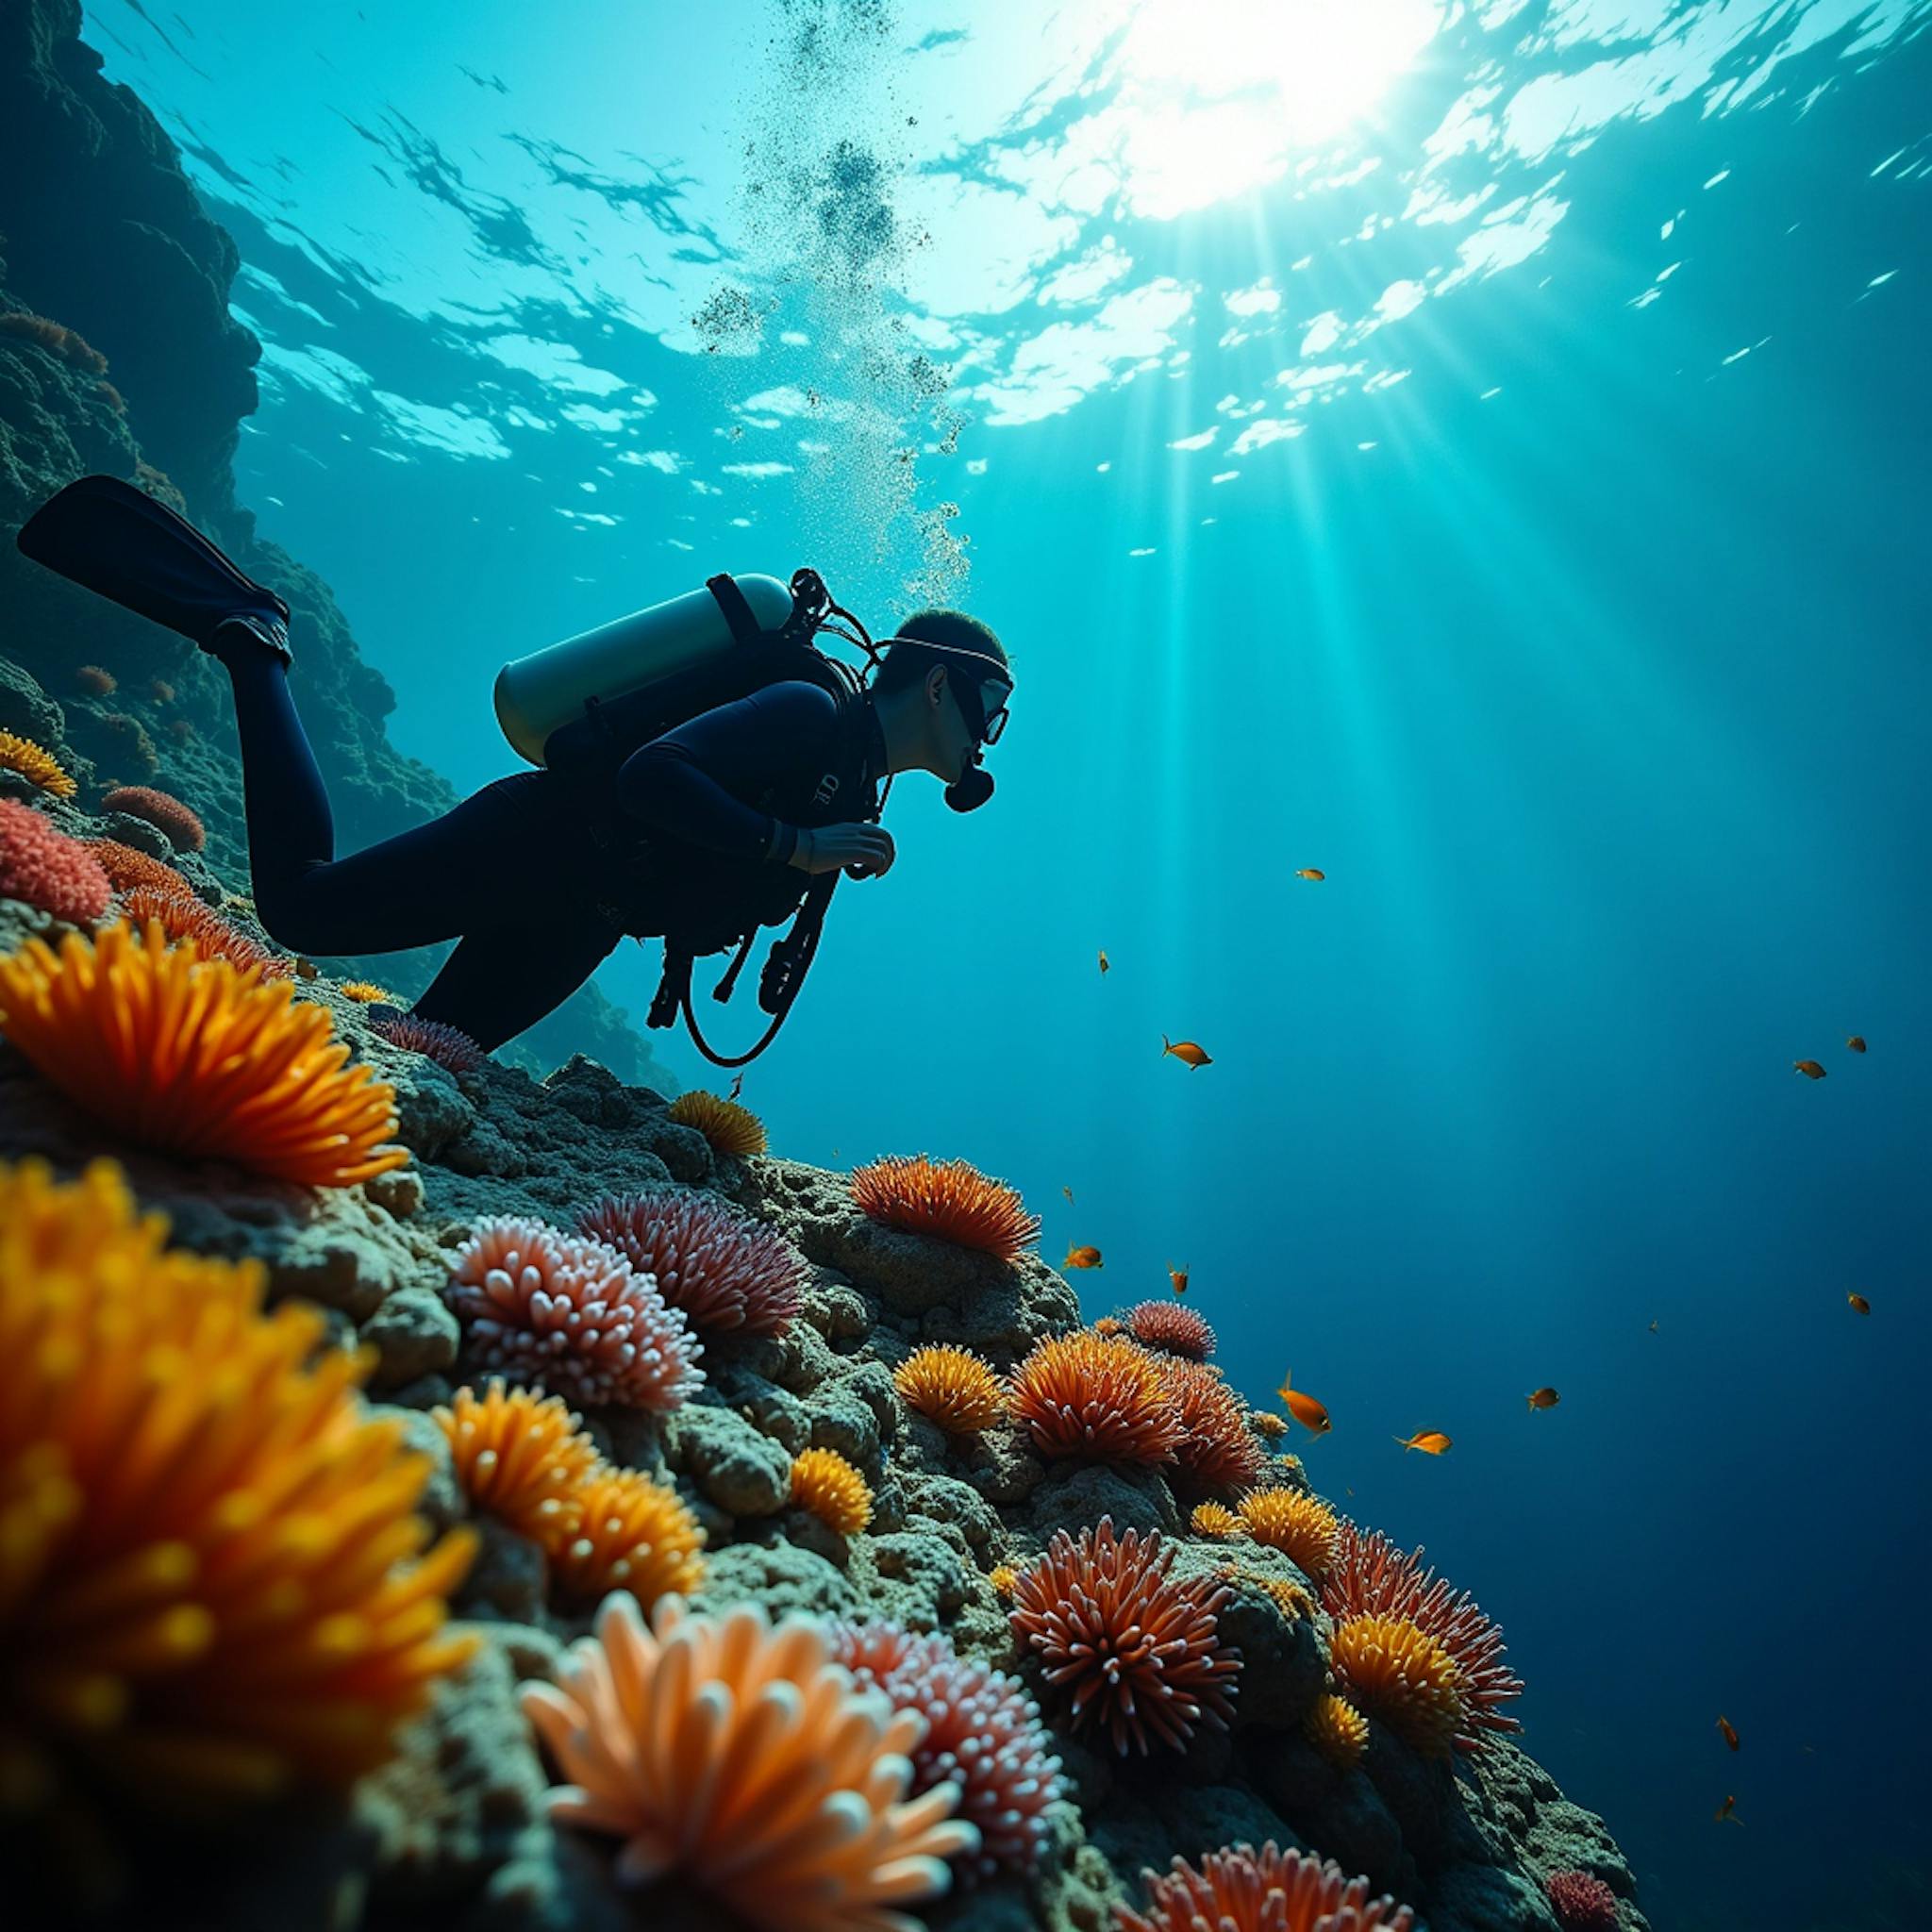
[217,634,881,1049]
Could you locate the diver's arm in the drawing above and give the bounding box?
[613,680,836,862]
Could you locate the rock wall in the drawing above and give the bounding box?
[0,0,671,1088]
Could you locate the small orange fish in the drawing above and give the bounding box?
[1395,1430,1453,1456]
[1793,1058,1826,1079]
[1276,1380,1332,1439]
[1062,1185,1074,1206]
[1294,868,1325,881]
[1063,1244,1103,1270]
[1848,1292,1870,1315]
[1526,1387,1559,1412]
[1717,1715,1740,1752]
[1714,1794,1740,1824]
[1098,949,1110,975]
[1169,1263,1189,1297]
[1846,1035,1866,1052]
[1162,1034,1212,1069]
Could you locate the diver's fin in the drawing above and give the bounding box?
[17,474,291,656]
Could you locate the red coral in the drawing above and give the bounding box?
[1545,1870,1621,1932]
[1158,1357,1266,1494]
[123,887,293,980]
[85,838,193,900]
[75,665,117,696]
[1321,1524,1524,1751]
[1118,1840,1416,1932]
[0,310,108,374]
[99,785,206,853]
[1124,1299,1217,1359]
[577,1189,806,1338]
[373,1011,489,1074]
[832,1620,1065,1883]
[0,799,111,924]
[850,1154,1040,1261]
[1009,1517,1240,1756]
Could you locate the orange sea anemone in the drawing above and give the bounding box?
[988,1564,1019,1598]
[1160,1359,1267,1494]
[667,1088,768,1157]
[99,785,206,853]
[790,1446,873,1535]
[1093,1314,1124,1335]
[1008,1331,1183,1468]
[1329,1615,1464,1759]
[340,980,401,1004]
[522,1593,976,1930]
[0,797,111,924]
[1238,1488,1341,1579]
[1307,1692,1372,1771]
[1320,1524,1524,1751]
[541,1468,706,1611]
[84,837,193,899]
[0,920,408,1187]
[0,1157,478,1817]
[1250,1409,1289,1440]
[433,1378,602,1541]
[0,728,76,798]
[75,664,117,695]
[1243,1572,1316,1621]
[1009,1517,1240,1756]
[1191,1501,1243,1539]
[894,1344,1007,1435]
[122,885,293,978]
[850,1154,1040,1262]
[1118,1840,1415,1932]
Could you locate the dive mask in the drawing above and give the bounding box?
[943,671,1009,812]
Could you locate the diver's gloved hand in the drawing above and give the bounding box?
[786,823,897,878]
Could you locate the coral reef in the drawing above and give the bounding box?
[1323,1524,1525,1750]
[791,1445,874,1534]
[1118,1841,1416,1932]
[444,1216,704,1412]
[0,921,408,1186]
[1009,1330,1186,1467]
[832,1620,1066,1883]
[1009,1518,1241,1756]
[893,1343,1008,1435]
[851,1153,1041,1260]
[374,1010,490,1074]
[1124,1298,1218,1359]
[98,783,206,851]
[521,1594,976,1931]
[0,308,108,373]
[668,1086,768,1156]
[0,726,75,796]
[0,796,110,922]
[577,1188,806,1338]
[0,1158,478,1813]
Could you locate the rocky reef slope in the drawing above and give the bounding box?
[0,0,667,1088]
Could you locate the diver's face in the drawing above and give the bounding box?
[932,666,977,780]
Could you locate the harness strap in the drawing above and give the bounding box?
[705,573,764,646]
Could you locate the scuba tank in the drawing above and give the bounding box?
[494,573,796,766]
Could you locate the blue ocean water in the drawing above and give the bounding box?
[82,2,1929,1924]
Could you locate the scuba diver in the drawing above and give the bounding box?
[17,474,1012,1063]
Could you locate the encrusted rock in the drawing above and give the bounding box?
[662,1401,794,1517]
[361,1281,461,1390]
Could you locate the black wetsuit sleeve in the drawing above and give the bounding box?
[611,679,840,864]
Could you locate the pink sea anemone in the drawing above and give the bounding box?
[832,1620,1066,1884]
[1545,1870,1622,1932]
[98,784,206,853]
[1118,1840,1416,1932]
[1009,1516,1240,1757]
[445,1216,704,1412]
[521,1593,976,1932]
[1124,1299,1217,1359]
[373,1010,489,1074]
[577,1189,807,1339]
[0,798,111,924]
[1321,1524,1524,1751]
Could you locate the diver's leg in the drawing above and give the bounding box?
[216,636,558,956]
[410,903,623,1052]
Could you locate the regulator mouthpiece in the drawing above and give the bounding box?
[945,755,994,812]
